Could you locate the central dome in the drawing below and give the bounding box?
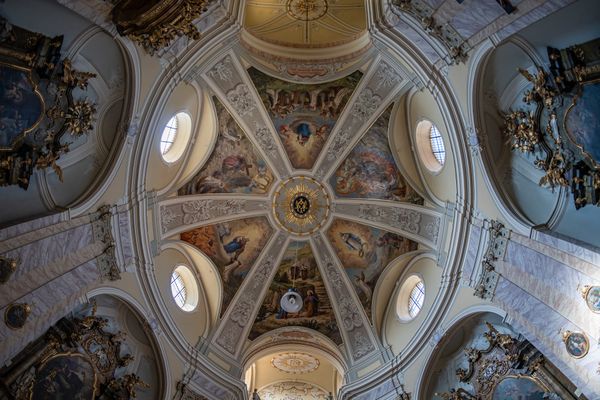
[272,176,331,236]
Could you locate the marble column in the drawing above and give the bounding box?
[0,206,121,366]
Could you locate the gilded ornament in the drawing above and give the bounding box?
[272,176,330,236]
[113,0,211,55]
[65,100,97,136]
[0,256,18,283]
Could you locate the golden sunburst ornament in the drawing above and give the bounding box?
[272,176,330,236]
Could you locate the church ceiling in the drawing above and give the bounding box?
[159,52,445,362]
[249,241,342,344]
[248,67,363,169]
[243,0,366,48]
[180,216,274,316]
[178,97,274,195]
[326,218,418,321]
[331,105,424,203]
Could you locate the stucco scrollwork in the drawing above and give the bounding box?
[474,221,508,300]
[181,199,246,225]
[226,83,255,116]
[376,61,401,89]
[209,56,233,82]
[351,329,376,359]
[352,88,382,122]
[230,296,254,327]
[340,297,363,331]
[253,124,279,159]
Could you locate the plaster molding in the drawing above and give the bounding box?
[158,195,269,238]
[332,200,443,248]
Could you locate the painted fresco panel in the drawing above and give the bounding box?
[180,217,273,316]
[178,97,274,195]
[330,106,423,203]
[248,67,362,169]
[565,82,600,165]
[249,241,342,344]
[326,219,418,319]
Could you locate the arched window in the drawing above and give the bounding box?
[396,274,425,322]
[170,265,199,311]
[415,120,446,173]
[160,112,192,163]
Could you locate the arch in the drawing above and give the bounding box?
[414,305,508,400]
[85,287,171,400]
[242,327,349,375]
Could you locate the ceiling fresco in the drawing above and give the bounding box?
[249,241,342,345]
[161,54,445,362]
[180,217,273,316]
[326,218,418,320]
[331,105,423,203]
[248,67,362,169]
[178,97,274,195]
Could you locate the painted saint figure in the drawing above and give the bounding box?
[302,290,319,317]
[340,232,367,257]
[223,236,249,262]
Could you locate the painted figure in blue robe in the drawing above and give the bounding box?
[222,236,248,262]
[340,232,367,257]
[295,122,312,145]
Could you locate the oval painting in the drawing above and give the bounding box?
[585,286,600,313]
[492,377,546,400]
[31,354,96,400]
[564,331,589,358]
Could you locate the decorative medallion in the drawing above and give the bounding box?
[271,352,320,374]
[4,302,31,329]
[562,330,589,358]
[272,176,330,236]
[581,285,600,313]
[286,0,328,22]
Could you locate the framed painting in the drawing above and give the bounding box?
[0,63,45,152]
[30,353,97,400]
[582,285,600,313]
[562,330,589,358]
[492,376,547,400]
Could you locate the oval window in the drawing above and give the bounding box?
[160,112,192,163]
[396,275,425,322]
[170,265,199,312]
[416,120,446,173]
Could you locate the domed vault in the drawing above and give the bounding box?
[157,36,450,394]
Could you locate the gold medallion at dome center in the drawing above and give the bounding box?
[272,176,330,236]
[286,0,328,22]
